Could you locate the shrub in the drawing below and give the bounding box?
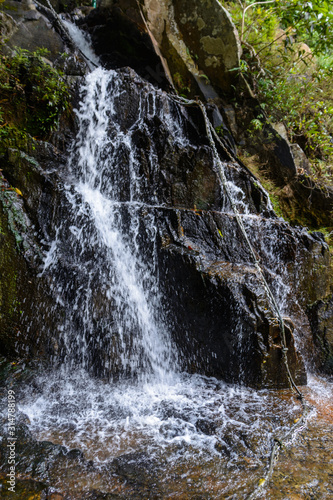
[220,1,333,180]
[0,47,71,139]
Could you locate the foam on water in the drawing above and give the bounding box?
[17,369,300,465]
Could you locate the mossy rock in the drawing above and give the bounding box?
[0,203,32,358]
[308,293,333,375]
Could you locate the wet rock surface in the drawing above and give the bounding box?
[0,64,330,386]
[308,293,333,375]
[267,379,333,499]
[0,133,72,361]
[156,207,328,386]
[1,0,65,60]
[78,0,240,97]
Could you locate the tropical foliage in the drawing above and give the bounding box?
[220,0,333,182]
[0,47,70,142]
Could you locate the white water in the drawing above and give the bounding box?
[19,369,301,465]
[40,67,180,382]
[62,18,100,68]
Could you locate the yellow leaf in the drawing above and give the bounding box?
[294,418,299,424]
[259,478,266,486]
[218,229,223,238]
[14,188,23,196]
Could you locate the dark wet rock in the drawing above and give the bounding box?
[0,189,41,358]
[54,53,87,77]
[111,452,159,487]
[0,134,73,361]
[2,147,61,241]
[77,1,172,89]
[156,208,312,387]
[279,174,333,228]
[307,293,333,375]
[0,418,104,498]
[0,475,47,499]
[267,420,333,499]
[196,418,217,436]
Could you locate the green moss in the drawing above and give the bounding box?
[0,188,28,250]
[0,126,30,156]
[239,153,286,218]
[0,47,71,141]
[0,206,20,353]
[173,71,191,97]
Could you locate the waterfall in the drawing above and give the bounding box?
[42,67,180,382]
[62,18,100,68]
[8,24,326,495]
[18,66,297,467]
[16,65,299,467]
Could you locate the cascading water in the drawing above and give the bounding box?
[42,67,178,382]
[2,31,331,498]
[12,65,300,492]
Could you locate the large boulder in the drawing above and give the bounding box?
[142,0,241,95]
[156,208,311,387]
[78,0,173,89]
[0,138,70,361]
[79,0,240,96]
[172,0,241,92]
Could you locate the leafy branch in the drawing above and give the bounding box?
[236,0,275,42]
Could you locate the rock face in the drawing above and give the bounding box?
[80,0,240,96]
[78,0,172,89]
[280,176,333,228]
[157,207,331,386]
[1,0,65,60]
[235,102,333,228]
[0,140,70,361]
[308,294,333,375]
[0,198,35,358]
[141,0,241,94]
[12,68,329,387]
[171,0,241,92]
